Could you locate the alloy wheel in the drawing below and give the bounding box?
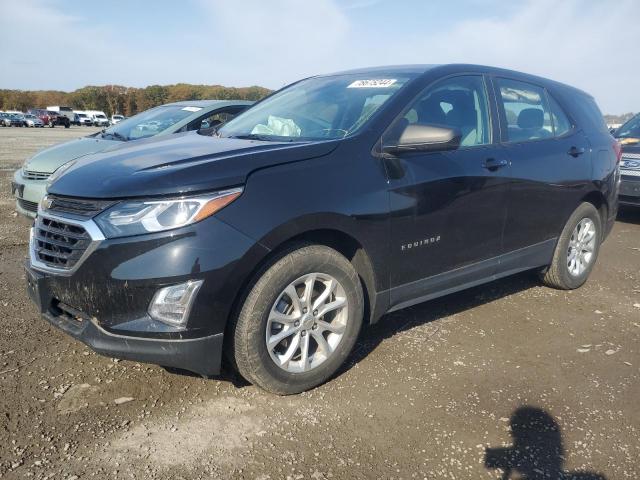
[266,273,348,373]
[567,218,596,277]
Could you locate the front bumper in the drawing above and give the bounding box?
[26,262,223,375]
[11,169,48,218]
[25,210,268,376]
[619,174,640,206]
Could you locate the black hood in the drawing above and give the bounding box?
[48,131,340,199]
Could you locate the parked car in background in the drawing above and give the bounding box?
[613,113,640,207]
[84,111,110,127]
[12,100,252,217]
[47,106,75,123]
[111,114,125,124]
[1,112,24,127]
[23,65,620,395]
[27,109,70,128]
[23,114,44,127]
[12,113,26,126]
[74,112,93,126]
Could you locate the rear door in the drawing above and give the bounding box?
[383,74,510,308]
[493,77,592,257]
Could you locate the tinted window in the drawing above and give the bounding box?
[390,75,490,147]
[548,95,572,136]
[498,79,552,142]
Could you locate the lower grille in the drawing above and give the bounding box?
[34,216,92,269]
[18,198,38,213]
[23,170,50,181]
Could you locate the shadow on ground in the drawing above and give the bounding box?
[484,406,606,479]
[345,270,539,368]
[165,271,541,388]
[616,205,640,225]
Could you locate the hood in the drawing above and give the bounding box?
[47,131,340,199]
[24,135,120,173]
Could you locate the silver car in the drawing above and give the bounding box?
[23,114,44,127]
[12,100,253,217]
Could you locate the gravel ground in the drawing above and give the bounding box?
[0,127,638,480]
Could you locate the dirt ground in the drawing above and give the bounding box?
[0,127,638,480]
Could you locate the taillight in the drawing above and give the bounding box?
[612,139,622,164]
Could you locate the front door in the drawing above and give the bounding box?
[383,75,510,309]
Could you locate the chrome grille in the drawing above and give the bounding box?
[33,216,92,269]
[22,170,50,181]
[45,195,115,218]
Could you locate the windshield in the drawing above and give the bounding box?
[102,105,202,141]
[615,114,640,139]
[219,74,413,141]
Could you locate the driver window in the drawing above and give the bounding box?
[391,75,491,147]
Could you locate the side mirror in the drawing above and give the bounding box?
[383,124,462,154]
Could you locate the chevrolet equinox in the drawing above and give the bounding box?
[26,65,621,394]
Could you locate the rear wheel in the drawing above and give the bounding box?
[230,244,364,395]
[541,202,601,290]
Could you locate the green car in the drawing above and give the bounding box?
[12,100,253,217]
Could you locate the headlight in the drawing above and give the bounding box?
[94,187,243,238]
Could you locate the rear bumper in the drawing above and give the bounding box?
[26,262,224,376]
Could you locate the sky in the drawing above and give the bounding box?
[1,0,638,114]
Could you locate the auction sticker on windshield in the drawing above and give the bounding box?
[348,79,397,88]
[181,106,203,112]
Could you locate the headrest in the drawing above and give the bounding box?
[416,99,446,124]
[446,105,477,127]
[518,108,543,129]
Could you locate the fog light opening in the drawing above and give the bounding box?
[148,280,204,327]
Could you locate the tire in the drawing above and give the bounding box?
[230,244,364,395]
[541,202,601,290]
[64,122,70,128]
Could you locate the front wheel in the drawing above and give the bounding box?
[230,244,364,395]
[541,202,601,290]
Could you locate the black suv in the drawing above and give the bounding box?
[612,113,640,206]
[26,65,620,394]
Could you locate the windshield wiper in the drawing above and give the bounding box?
[230,133,295,142]
[102,131,129,141]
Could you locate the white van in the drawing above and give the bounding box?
[85,110,110,127]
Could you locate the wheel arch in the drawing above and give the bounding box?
[581,190,608,233]
[227,227,381,341]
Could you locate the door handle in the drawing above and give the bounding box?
[568,146,586,157]
[482,158,509,171]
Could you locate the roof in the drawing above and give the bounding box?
[164,99,254,108]
[321,64,591,98]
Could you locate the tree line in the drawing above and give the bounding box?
[0,83,272,117]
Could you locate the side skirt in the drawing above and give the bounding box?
[384,238,557,314]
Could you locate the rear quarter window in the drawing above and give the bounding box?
[567,93,608,135]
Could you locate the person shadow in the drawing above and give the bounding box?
[484,406,606,480]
